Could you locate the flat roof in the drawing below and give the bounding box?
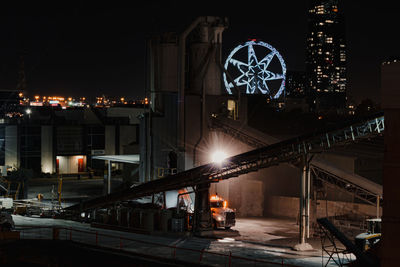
[92,154,140,164]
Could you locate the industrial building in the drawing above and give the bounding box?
[0,11,394,267]
[137,15,382,234]
[0,106,141,183]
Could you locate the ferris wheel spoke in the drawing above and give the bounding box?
[265,71,284,81]
[229,58,248,69]
[247,83,256,94]
[259,51,276,68]
[247,44,259,65]
[257,81,270,94]
[234,73,247,86]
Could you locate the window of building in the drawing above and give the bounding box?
[20,125,41,174]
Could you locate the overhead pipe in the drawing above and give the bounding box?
[178,16,207,171]
[192,45,215,166]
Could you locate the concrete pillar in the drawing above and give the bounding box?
[41,126,54,173]
[294,155,313,251]
[194,183,212,234]
[300,162,306,244]
[105,126,115,192]
[5,125,18,171]
[108,160,111,194]
[381,60,400,266]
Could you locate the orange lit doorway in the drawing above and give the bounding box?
[56,159,60,174]
[78,158,84,172]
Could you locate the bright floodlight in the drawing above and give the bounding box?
[211,151,227,164]
[25,108,32,114]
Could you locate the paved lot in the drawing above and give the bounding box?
[13,215,353,266]
[20,179,353,266]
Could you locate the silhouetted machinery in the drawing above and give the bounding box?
[317,217,379,267]
[354,218,381,252]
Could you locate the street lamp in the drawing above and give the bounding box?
[25,108,32,119]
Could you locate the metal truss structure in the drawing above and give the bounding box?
[68,112,384,212]
[205,113,384,183]
[310,165,380,205]
[210,114,384,205]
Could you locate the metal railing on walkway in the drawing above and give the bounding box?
[16,226,301,267]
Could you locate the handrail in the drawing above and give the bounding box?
[17,225,301,266]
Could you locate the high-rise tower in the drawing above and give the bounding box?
[306,0,346,112]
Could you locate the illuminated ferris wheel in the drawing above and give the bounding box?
[223,40,286,99]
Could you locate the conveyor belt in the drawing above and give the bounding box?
[67,112,384,212]
[211,115,383,204]
[317,217,378,267]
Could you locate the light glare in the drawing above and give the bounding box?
[211,151,227,164]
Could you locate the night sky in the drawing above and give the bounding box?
[0,1,399,104]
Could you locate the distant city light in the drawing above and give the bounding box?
[17,94,147,108]
[25,108,32,114]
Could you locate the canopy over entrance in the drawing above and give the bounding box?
[92,154,140,194]
[92,154,140,164]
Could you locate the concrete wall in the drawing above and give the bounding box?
[381,60,400,266]
[159,43,178,92]
[264,195,299,219]
[106,108,142,124]
[315,153,356,174]
[151,94,178,176]
[355,157,383,185]
[119,125,137,153]
[184,95,202,170]
[229,178,264,217]
[41,126,54,173]
[5,125,18,170]
[105,125,115,155]
[264,195,381,220]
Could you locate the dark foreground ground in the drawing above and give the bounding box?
[10,177,353,266]
[0,239,200,267]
